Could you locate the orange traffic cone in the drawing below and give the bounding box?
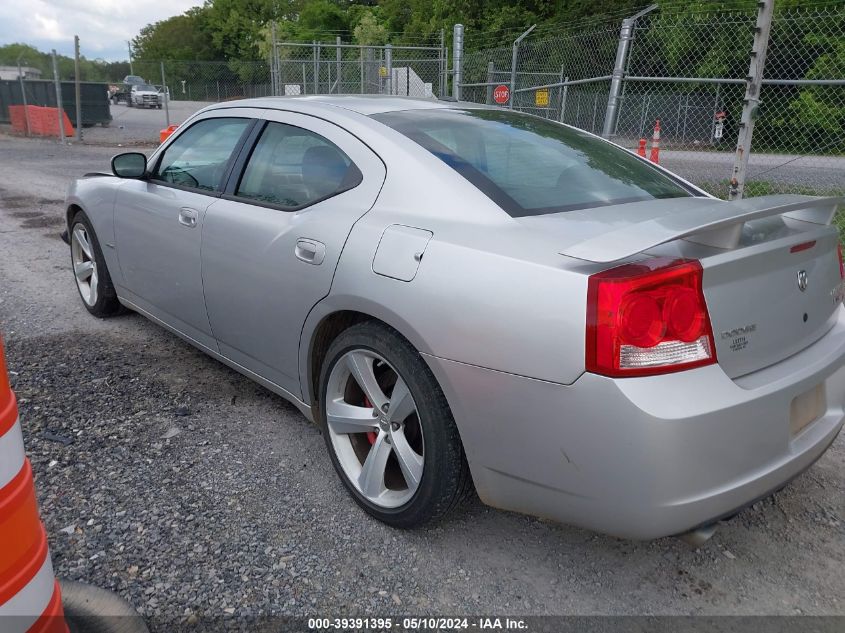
[649,119,661,164]
[0,337,68,633]
[637,138,647,158]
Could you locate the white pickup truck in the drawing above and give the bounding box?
[128,83,163,109]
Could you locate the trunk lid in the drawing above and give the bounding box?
[522,194,844,379]
[697,223,842,378]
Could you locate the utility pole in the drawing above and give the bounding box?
[729,0,774,200]
[127,41,134,75]
[74,35,82,142]
[51,50,66,144]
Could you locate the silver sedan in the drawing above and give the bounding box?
[64,96,845,540]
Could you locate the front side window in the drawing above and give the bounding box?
[152,117,250,192]
[372,109,694,217]
[235,121,362,210]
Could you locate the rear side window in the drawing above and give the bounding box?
[372,109,694,217]
[235,121,362,210]
[152,117,250,192]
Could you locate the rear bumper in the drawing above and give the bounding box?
[424,308,845,540]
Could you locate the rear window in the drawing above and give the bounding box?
[372,109,694,217]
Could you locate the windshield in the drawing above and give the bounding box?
[135,84,157,91]
[372,109,694,217]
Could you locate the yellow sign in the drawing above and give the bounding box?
[379,66,388,77]
[535,88,550,107]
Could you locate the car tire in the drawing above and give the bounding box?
[69,211,124,318]
[318,321,473,528]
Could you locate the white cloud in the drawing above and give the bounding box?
[32,13,67,40]
[0,0,203,61]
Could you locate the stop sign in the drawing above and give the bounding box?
[493,84,510,105]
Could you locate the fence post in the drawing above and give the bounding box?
[510,25,536,110]
[486,62,494,104]
[439,29,446,97]
[270,21,277,96]
[452,24,464,100]
[729,0,774,200]
[557,65,565,121]
[336,36,342,94]
[315,41,321,93]
[160,62,170,128]
[51,50,65,144]
[360,47,365,94]
[559,75,569,123]
[385,44,393,95]
[74,35,82,141]
[16,56,30,137]
[602,4,657,138]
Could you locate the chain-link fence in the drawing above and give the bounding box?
[130,43,446,103]
[269,41,447,98]
[130,60,273,103]
[458,2,845,200]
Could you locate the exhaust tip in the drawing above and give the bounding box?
[678,523,717,548]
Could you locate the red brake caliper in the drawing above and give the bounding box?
[364,396,377,445]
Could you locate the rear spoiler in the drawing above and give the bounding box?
[561,194,844,264]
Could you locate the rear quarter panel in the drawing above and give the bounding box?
[300,154,593,405]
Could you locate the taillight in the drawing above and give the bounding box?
[838,243,844,279]
[586,258,717,377]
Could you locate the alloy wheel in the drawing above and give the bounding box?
[71,224,98,307]
[325,349,424,508]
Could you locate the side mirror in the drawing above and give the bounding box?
[111,152,147,179]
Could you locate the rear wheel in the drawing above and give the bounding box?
[318,322,472,527]
[70,211,123,317]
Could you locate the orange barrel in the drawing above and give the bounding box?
[637,138,647,158]
[0,337,68,633]
[159,124,178,144]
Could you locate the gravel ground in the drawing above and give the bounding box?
[0,134,843,628]
[82,101,214,146]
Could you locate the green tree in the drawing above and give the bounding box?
[132,7,219,61]
[353,10,388,45]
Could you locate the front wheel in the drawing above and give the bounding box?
[318,322,472,528]
[69,212,123,317]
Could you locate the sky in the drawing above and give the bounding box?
[0,0,203,61]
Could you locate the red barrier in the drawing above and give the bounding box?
[8,106,73,138]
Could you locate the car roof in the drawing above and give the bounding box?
[209,95,487,116]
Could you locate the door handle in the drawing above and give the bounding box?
[295,238,326,265]
[178,207,198,228]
